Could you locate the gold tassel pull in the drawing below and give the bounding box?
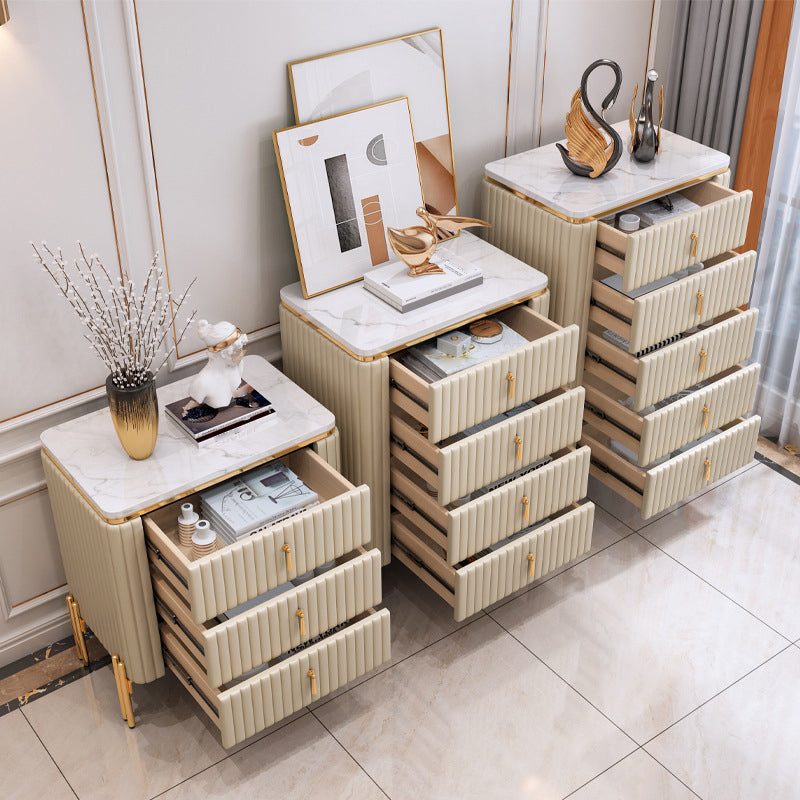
[527,553,535,577]
[282,543,293,572]
[699,349,707,373]
[696,290,704,316]
[506,372,515,401]
[690,232,698,258]
[514,435,523,461]
[308,669,317,695]
[704,459,711,482]
[702,405,710,429]
[522,495,530,522]
[297,609,306,636]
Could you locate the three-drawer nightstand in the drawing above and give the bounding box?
[280,232,595,619]
[41,356,390,748]
[482,122,760,519]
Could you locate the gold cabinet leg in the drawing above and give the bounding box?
[66,595,89,667]
[112,655,135,728]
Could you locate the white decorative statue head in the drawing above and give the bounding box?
[188,320,249,409]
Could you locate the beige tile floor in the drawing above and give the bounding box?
[3,457,800,799]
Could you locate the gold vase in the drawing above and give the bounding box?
[105,373,159,460]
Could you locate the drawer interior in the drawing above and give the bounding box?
[143,447,355,580]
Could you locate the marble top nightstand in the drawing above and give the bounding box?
[40,356,335,522]
[485,122,730,222]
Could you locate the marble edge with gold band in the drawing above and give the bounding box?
[482,167,730,224]
[40,427,337,525]
[279,287,549,362]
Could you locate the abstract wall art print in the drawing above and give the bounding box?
[273,98,424,298]
[289,29,457,220]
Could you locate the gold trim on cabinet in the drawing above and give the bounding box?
[40,429,336,524]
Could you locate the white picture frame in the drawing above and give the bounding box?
[289,29,457,219]
[273,98,424,298]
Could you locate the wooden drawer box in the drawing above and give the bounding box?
[389,305,580,443]
[390,386,585,506]
[392,502,594,621]
[391,446,590,564]
[582,415,760,519]
[164,607,390,748]
[584,307,759,411]
[584,364,760,466]
[595,182,752,292]
[143,448,371,624]
[591,250,757,354]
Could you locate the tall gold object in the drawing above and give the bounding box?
[112,655,136,728]
[564,90,614,178]
[105,373,159,460]
[387,207,491,277]
[66,595,89,666]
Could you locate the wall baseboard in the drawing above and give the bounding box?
[0,609,74,670]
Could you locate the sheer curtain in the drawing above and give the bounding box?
[750,9,800,446]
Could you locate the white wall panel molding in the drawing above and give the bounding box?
[0,607,72,666]
[0,582,68,622]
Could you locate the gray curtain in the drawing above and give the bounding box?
[664,0,763,180]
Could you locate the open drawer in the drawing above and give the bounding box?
[392,502,594,621]
[584,307,759,411]
[391,445,590,565]
[590,250,757,354]
[582,415,760,519]
[595,182,752,292]
[143,447,371,624]
[584,364,760,466]
[163,606,390,748]
[390,386,585,506]
[389,305,580,443]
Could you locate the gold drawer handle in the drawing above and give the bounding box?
[690,232,698,258]
[308,669,317,695]
[527,553,535,577]
[514,435,522,461]
[506,372,515,401]
[282,543,293,572]
[704,459,711,482]
[699,349,707,373]
[696,290,704,316]
[296,609,306,636]
[702,405,710,429]
[522,495,530,522]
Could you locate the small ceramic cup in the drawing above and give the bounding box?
[618,213,640,232]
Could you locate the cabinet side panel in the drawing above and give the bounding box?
[41,454,163,683]
[312,428,342,472]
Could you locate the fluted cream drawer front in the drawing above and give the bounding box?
[584,416,759,519]
[390,387,585,506]
[164,608,390,748]
[143,448,371,624]
[390,305,580,443]
[202,549,382,688]
[591,250,757,354]
[595,182,752,292]
[586,308,759,412]
[392,446,590,565]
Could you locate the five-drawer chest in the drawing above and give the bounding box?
[482,122,761,518]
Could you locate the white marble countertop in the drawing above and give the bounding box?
[40,357,335,521]
[280,232,548,358]
[485,123,730,221]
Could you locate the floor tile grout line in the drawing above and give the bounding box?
[484,529,638,614]
[485,614,640,748]
[639,749,705,800]
[639,642,796,750]
[634,531,795,644]
[311,709,392,799]
[19,707,80,800]
[754,451,800,486]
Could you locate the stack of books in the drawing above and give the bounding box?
[200,460,318,544]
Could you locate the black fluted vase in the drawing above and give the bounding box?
[105,372,159,460]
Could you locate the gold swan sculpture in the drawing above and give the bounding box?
[387,208,491,276]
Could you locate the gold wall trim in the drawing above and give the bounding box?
[41,428,336,525]
[538,0,551,148]
[504,0,515,158]
[0,487,47,510]
[280,287,548,363]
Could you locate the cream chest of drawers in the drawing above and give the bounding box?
[280,232,595,620]
[41,356,389,748]
[482,123,760,519]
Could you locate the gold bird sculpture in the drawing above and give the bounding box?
[387,208,491,277]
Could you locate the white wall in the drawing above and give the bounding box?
[0,0,656,666]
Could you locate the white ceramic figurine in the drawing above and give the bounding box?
[189,320,249,408]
